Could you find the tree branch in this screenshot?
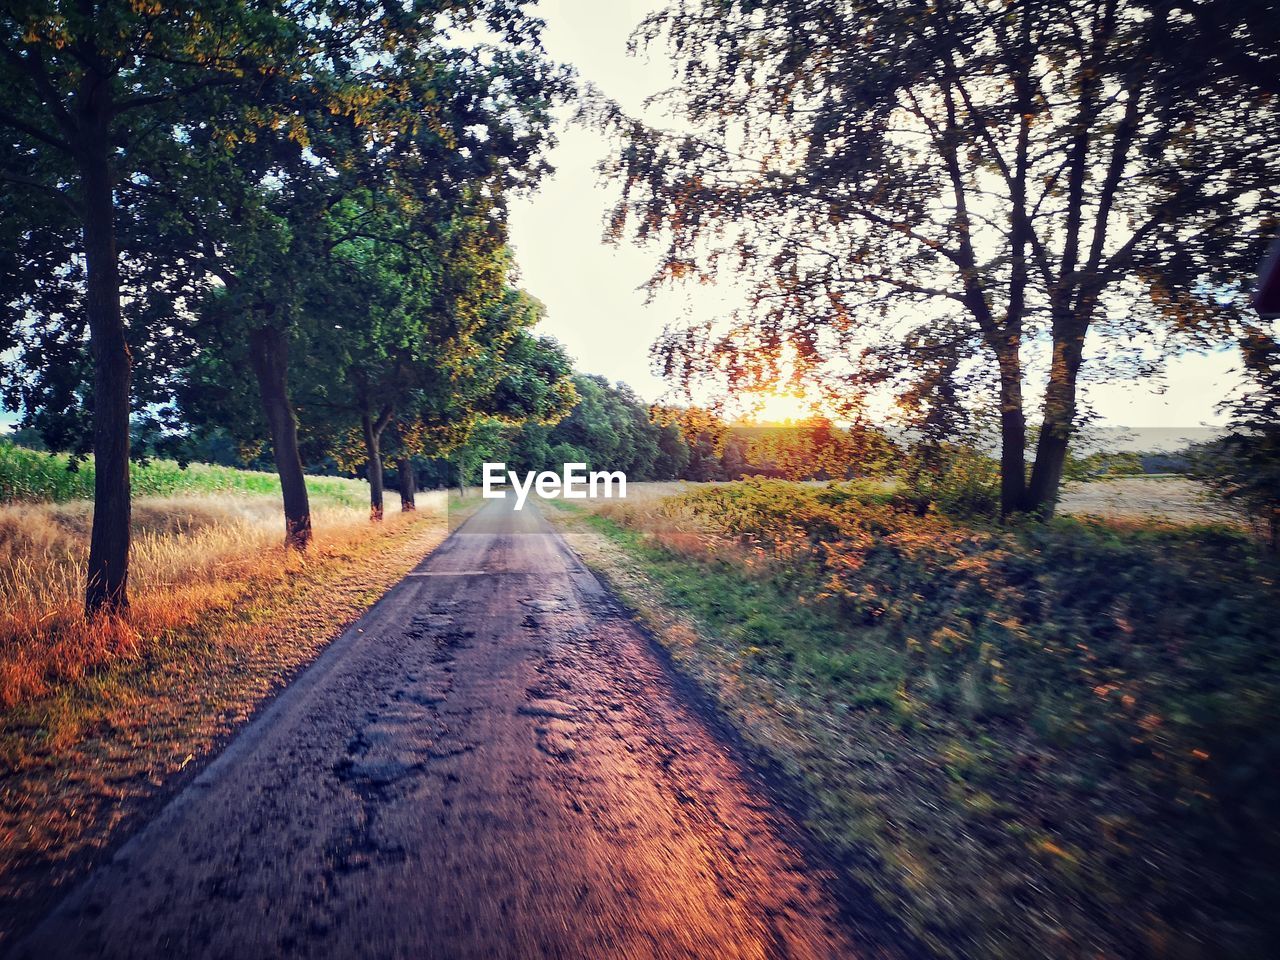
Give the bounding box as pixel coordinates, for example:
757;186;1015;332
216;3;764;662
0;169;81;215
375;403;396;434
114;73;247;114
0;106;72;153
3;45;77;140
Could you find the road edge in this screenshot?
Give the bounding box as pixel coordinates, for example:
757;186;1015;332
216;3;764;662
548;508;936;960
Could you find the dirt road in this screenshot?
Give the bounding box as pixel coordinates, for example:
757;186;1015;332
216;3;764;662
14;496;877;959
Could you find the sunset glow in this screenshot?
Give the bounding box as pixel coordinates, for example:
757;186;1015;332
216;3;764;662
734;386;830;425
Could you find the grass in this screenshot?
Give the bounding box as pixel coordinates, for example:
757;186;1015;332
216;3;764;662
551;481;1280;959
0;440;365;508
0;490;387;708
0;442;380;708
0;449;385;700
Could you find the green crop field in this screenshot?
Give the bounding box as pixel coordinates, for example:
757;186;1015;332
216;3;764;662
0;441;366;508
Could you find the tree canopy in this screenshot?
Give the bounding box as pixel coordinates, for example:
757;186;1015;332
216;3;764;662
0;0;570;610
598;0;1280;516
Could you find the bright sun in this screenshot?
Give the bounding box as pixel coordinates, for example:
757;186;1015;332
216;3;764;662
744;388;824;424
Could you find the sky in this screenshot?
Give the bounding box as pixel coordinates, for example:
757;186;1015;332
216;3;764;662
505;0;685;406
508;0;1244;431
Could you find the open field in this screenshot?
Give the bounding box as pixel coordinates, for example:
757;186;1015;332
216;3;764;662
1058;476;1247;526
550;480;1280;958
0;471;421;707
0;441;365;508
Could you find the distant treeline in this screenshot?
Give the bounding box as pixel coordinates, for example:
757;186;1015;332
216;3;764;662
30;372;893;489
407;378;1200;491
15;371;1193;495
411;374;902;488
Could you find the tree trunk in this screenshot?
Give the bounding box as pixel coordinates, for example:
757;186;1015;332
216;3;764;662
80;109;132;616
363;413;385;521
997;354;1028;518
1025;326;1087;517
397;457;416;511
248;326;312;549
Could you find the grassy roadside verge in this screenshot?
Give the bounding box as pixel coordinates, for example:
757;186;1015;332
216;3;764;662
0;504;450;946
548;490;1280;959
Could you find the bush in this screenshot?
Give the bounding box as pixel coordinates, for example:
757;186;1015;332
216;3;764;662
1189;333;1280;550
656;478;1280;956
895;443;1001;519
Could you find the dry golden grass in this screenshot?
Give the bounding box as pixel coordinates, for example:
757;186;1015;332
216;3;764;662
0;491;448;709
558;482;774;570
1057;475;1245;525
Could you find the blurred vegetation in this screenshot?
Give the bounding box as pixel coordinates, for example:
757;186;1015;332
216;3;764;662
572;480;1280;958
895;443;1002;519
1189;332;1280;551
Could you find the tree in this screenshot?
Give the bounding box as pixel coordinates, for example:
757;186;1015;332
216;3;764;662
541;376;664;478
1192;331;1280;551
599;0;1280;517
747;418;896;481
177;162;330;548
2;0;567;608
353;301;577;507
306;212;571;520
173;5;568;538
0;0;301;612
303;202;477;521
652;404;730;480
434;326;579;488
653;421;691;479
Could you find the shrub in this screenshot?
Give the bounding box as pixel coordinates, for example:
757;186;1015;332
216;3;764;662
1188;334;1280;551
895;443;1001;519
642;479;1280;956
